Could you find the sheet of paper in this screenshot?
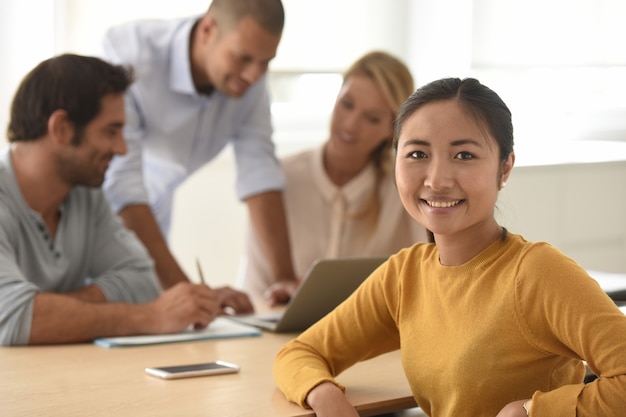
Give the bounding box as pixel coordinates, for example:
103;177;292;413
588;270;626;294
94;317;261;348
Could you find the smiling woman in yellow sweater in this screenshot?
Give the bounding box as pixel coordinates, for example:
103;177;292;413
273;78;626;417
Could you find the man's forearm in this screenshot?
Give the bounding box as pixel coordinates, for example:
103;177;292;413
245;191;297;283
28;281;223;345
28;292;152;344
117;204;188;289
64;285;107;303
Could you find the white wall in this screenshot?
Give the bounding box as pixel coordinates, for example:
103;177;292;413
499;160;626;273
59;0;211;54
497;141;626;273
0;1;56;143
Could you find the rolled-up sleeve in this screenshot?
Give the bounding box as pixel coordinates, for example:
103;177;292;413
0;258;38;346
0;210;39;345
232;79;285;200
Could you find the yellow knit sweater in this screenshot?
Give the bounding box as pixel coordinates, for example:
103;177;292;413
273;233;626;416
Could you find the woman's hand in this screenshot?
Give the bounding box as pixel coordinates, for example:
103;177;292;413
494;399;531;417
306;382;359;417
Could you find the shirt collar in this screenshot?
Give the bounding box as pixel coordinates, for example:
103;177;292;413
169;16;201;96
311;145;378;205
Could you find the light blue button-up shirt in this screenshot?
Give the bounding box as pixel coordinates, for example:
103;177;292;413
101;16;284;237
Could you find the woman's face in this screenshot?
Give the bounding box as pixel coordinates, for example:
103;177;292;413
327;74;394;163
394;99;513;239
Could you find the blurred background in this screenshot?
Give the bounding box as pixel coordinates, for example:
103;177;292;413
2;0;626;286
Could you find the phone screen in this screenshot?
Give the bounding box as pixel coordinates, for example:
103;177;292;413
145;361;240;379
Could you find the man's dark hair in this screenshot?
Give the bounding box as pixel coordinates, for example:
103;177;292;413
7;53;133;143
208;0;285;35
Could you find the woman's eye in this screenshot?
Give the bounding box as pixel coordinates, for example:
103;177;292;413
455;151;474;160
408;150;426;159
340;99;353;110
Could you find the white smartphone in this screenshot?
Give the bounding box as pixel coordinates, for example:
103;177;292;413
145;361;240;380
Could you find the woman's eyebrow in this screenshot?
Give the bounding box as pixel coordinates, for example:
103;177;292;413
450;138;482;147
400;138;430;147
400;138;484;148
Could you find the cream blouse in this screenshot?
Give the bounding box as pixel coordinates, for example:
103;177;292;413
239;146;427;298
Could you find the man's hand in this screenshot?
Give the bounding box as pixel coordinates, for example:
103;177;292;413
263;279;301;306
147;282;220;333
212;286;255;315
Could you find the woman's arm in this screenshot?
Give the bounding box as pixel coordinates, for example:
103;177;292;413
273;258;402;407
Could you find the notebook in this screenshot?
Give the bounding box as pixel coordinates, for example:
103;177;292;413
94;317;261;348
227;256;387;333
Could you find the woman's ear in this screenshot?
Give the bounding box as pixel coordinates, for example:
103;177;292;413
500;152;515;188
47;110;74;146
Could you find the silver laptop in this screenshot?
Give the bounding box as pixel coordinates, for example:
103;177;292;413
228;257;387;333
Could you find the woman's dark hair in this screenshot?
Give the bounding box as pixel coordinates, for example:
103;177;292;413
7;54;133;143
393;77;514;163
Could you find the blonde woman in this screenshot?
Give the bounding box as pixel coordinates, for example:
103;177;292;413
241;51;427;304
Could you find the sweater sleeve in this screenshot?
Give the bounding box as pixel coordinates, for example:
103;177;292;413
515;243;626;417
0;215;37;346
273;258;403;407
88;191;161;303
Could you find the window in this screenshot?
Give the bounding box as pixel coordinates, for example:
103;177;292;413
471;0;626;143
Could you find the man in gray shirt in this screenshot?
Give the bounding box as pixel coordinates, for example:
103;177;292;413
0;54;229;346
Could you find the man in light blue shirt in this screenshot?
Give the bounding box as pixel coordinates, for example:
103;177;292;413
0;54;223;345
101;0;298;302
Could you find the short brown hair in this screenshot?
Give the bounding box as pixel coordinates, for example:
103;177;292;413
7;54;133;143
207;0;285;35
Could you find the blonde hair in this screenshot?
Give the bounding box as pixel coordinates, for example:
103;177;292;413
344;51;414;225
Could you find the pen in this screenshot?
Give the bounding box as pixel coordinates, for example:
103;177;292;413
195;257;210;287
